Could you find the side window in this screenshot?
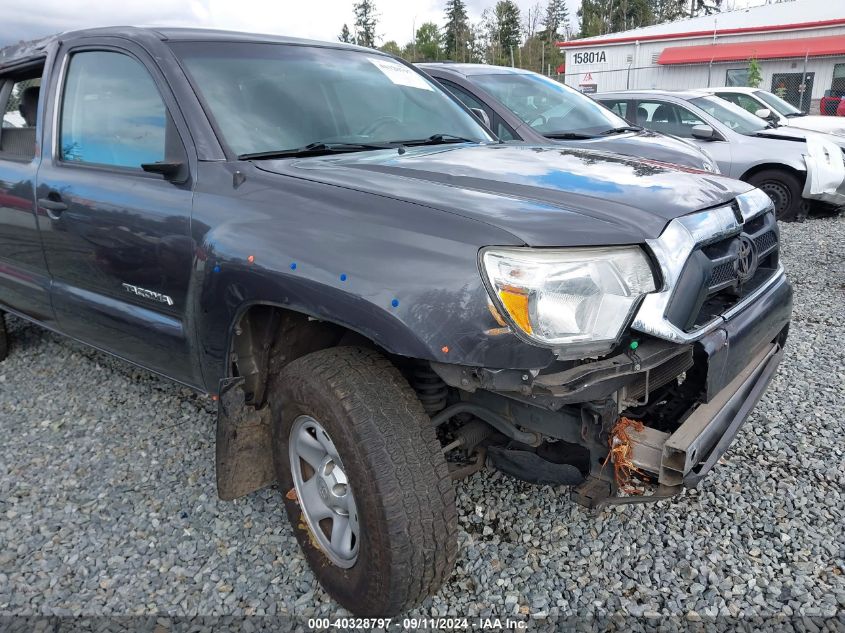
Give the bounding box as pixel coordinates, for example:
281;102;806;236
439;79;515;140
601;99;628;120
0;76;42;159
720;92;760;114
60;51;166;168
439;80;485;112
635;100;703;138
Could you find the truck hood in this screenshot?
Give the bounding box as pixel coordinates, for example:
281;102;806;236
252;144;753;246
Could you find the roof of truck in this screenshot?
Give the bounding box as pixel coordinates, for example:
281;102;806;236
0;26;373;68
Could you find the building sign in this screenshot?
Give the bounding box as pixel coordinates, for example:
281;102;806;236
572;50;607;65
579;72;597;93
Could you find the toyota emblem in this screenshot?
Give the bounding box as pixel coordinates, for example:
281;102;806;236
734;235;758;284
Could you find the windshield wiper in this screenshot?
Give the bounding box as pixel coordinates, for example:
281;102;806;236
783;112;804;118
600;125;642;135
239;141;402;160
543;132;598;140
391;133;476;147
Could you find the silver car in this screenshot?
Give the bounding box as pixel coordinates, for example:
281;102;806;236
598;89;845;220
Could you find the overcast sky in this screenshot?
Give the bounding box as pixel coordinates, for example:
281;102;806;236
1;0;765;49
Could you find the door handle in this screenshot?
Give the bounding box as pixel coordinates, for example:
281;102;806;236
37;196;68;220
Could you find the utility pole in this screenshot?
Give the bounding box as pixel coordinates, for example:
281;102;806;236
510;45;515;67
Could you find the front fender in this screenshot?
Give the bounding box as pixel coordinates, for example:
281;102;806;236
190;163;557;391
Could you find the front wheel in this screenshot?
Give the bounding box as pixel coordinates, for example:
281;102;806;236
747;169;803;221
0;312;7;361
269;347;457;616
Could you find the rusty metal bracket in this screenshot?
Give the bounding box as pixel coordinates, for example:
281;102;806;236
216;377;276;501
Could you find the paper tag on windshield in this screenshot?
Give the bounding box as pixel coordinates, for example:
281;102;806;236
368;57;433;91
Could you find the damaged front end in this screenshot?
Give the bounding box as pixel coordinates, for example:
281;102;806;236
431;194;793;508
803;134;845;207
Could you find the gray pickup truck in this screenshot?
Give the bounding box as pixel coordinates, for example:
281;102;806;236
0;27;791;615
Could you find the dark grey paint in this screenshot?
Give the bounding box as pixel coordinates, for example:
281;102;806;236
0;27;754;395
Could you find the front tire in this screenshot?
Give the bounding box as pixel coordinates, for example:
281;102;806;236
747;169;803;221
268;347;457;616
0;312;8;361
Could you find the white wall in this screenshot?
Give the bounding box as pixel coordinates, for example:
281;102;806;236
562;25;845;101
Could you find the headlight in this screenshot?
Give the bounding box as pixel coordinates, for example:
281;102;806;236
481;246;656;357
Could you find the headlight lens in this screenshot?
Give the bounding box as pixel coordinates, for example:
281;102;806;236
481;246;656;355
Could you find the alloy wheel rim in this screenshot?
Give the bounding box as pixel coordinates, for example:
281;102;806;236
289;415;359;568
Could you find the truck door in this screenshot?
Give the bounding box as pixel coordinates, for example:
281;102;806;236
36;40;200;387
0;62;55;324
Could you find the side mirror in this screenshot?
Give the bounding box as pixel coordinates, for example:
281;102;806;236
142;161;188;184
470;107;491;129
691;124;716;140
754;107;773;120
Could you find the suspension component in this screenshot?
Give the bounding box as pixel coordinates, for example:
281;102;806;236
411;361;449;415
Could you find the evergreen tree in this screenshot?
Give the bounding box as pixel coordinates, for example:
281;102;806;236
353;0;379;48
338;23;354;43
444;0;471;61
495;0;522;64
542;0;570;41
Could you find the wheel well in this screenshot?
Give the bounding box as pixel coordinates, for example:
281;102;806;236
739;163;805;186
228;305;383;407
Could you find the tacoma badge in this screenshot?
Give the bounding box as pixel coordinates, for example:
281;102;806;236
122;283;174;306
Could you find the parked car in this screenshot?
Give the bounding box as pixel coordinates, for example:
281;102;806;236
711;87;845;137
418;63;720;172
598;89;845;220
820;89;845;116
0;28;792;615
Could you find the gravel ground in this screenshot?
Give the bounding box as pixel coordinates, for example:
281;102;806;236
0;214;843;628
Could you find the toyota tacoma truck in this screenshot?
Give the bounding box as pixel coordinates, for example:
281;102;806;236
0;27;791;616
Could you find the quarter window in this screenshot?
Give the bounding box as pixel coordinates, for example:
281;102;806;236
60;51;166;168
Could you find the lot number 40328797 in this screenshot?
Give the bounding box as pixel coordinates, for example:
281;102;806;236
572;51;607;64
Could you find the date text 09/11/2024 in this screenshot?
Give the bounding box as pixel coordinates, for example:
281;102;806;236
307;618;529;630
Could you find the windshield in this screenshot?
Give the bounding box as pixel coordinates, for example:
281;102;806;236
690;96;768;135
753;90;803;116
170;42;491;157
471;72;627;136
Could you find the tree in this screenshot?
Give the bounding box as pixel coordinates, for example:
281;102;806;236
444;0;471;62
353;0;379;48
379;40;403;57
542;0;570;41
650;0;686;22
578;0;654;37
495;1;522;65
689;0;722;17
415;22;444;61
338;23;354;43
747;56;762;88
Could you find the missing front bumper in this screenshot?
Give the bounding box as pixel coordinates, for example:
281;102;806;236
573;337;785;509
